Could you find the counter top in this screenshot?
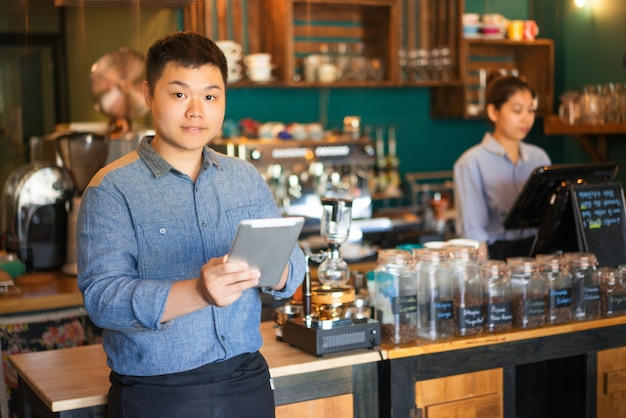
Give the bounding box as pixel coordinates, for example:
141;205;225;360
9;321;383;413
384;315;626;360
0;271;83;315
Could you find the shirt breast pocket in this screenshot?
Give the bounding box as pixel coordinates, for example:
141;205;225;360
136;221;190;279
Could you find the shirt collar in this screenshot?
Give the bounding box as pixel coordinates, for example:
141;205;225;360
137;135;222;178
481;132;530;163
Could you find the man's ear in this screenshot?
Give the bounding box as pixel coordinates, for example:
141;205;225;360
143;81;152;108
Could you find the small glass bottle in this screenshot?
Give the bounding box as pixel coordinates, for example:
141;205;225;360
374;249;417;344
449;246;484;337
481;260;513;333
536;256;573;325
566;252;600;321
597;266;626;318
507;257;546;329
414;248;454;340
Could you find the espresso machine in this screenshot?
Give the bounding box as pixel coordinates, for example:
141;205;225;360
56;132;109;275
210;136;376;222
282;198;381;357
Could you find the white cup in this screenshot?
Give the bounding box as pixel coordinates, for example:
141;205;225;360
216;40;242;60
227;63;242;83
246;65;272;82
244;53;272;68
318;63;342;83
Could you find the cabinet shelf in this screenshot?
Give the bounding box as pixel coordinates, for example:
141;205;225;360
431;38;555;119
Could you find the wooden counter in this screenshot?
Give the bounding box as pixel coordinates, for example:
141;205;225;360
0;271;83;315
9;321;383;417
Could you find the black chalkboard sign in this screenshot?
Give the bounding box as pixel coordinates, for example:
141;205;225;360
570;183;626;267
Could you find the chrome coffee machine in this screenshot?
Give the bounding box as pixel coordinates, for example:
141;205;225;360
1;163;73;271
210;135;376;221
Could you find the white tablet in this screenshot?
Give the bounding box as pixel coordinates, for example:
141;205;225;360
228;217;305;287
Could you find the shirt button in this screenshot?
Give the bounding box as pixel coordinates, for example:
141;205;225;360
202;221;208;227
159;228;166;235
221;335;226;341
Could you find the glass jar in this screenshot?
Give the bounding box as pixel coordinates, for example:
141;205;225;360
602;82;621;124
449;246;484;337
566;252;600;321
414;248;454;340
481;260;513;333
597;266;626;318
580;84;606;126
536;256;573;325
374;249;417;344
507;257;546;329
558;90;580;125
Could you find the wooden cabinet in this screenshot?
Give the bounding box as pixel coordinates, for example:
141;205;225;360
431;38;554;119
276;394;354;418
263;0;400;87
415;369;503;418
597;347;626;418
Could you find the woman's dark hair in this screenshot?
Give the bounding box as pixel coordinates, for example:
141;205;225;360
145;31;228;93
486;74;537;111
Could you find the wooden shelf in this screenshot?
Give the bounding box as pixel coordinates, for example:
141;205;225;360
544;114;626;136
431;38;555;119
543;115;626;162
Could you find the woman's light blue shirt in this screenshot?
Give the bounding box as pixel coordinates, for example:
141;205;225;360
77;136;305;376
453;133;551;245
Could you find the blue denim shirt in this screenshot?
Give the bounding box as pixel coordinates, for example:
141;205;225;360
453;133;551;244
77;136;305;376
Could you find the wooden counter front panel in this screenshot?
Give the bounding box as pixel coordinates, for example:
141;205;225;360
597;347;626;418
276;394;354;418
415;369;503;418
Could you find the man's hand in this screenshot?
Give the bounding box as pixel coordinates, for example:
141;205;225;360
197;256;260;307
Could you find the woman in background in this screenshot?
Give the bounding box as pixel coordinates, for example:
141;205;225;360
453;75;551;260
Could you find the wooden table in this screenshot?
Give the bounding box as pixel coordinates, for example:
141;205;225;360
10;321;384;418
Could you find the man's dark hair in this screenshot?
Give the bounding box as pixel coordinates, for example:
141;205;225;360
146;31;228;93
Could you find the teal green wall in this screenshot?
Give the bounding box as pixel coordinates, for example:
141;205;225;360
3;1;625;188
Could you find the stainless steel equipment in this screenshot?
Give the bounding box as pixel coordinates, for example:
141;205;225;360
281;198;381;357
56;132;109;275
1;162;73;271
210;136;376;221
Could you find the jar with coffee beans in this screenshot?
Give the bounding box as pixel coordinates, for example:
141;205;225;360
481;260;513;333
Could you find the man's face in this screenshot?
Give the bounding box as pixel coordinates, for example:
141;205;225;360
144;62;226;153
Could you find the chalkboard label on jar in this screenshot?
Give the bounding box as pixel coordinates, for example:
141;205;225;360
608;294;626;313
434;300;454;320
486;302;513;325
583;285;601;302
457;306;484;329
392;295;418;315
524;298;546;316
550;288;572;308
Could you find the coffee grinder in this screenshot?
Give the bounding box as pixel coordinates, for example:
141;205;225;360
56;132;109;275
282;198;381;357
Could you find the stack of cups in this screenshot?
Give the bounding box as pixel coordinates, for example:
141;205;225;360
244;53;274;83
216;40;243;83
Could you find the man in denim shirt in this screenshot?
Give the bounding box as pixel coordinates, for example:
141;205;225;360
77;32;305;417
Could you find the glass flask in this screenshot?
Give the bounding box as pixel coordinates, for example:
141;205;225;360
414;248;454;340
566;252;600;321
449;246;483;337
374;249;417;345
481;260;513;333
507;257;545;329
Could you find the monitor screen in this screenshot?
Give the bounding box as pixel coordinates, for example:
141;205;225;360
503;162;618;256
504;162;618;230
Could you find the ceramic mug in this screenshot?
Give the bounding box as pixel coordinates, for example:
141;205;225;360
246;65;272;82
523;20;539;41
318;63;342;83
227;63;242;83
216;40;242;60
507;20;524;41
244;53;272;68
